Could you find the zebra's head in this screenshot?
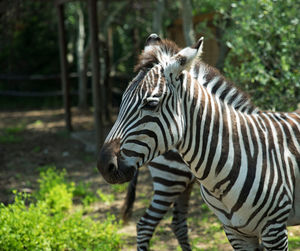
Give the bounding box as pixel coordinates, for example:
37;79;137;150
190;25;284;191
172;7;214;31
98;34;203;184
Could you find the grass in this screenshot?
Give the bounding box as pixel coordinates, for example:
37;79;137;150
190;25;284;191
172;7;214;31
289;236;300;250
288;227;300;250
97;189;115;205
0;124;26;143
187;206;229;250
112;183;129;193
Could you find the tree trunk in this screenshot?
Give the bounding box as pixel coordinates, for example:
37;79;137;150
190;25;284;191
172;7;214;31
105;26;113;122
88;0;104;150
57;3;72;131
215;9;232;72
99;0;113;123
132;4;141;62
76;3;88;109
180;0;195;46
152;0;164;37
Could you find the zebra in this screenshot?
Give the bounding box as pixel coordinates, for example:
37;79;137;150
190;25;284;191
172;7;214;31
98;35;300;250
120;34;259;251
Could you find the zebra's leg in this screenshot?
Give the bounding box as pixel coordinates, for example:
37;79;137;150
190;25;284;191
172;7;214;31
261;223;288;250
171;180;195;251
136;196;173;251
223;225;262;251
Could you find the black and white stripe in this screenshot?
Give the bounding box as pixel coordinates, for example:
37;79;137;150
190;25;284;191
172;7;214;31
98;36;300;250
121;39;259;251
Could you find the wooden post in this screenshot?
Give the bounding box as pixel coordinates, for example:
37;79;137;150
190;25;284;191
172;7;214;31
57;3;72;131
88;0;104;152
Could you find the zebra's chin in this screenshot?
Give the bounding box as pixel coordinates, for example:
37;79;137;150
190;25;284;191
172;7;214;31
97;140;137;184
100;163;136;184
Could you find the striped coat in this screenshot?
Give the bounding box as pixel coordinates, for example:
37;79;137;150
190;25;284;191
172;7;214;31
121;35;259;251
98;36;300;250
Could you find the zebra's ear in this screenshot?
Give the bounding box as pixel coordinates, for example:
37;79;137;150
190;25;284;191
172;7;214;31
192;36;204;57
145;33;161;46
144;33;162;53
164;37;204;84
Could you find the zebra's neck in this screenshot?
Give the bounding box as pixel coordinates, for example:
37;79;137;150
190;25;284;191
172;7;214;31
177;71;299;196
177;72;254;192
190;61;259;114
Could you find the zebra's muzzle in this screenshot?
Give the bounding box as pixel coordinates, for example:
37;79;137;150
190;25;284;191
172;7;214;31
97;140;136;184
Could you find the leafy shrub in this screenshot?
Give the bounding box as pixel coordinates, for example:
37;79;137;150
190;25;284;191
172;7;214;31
193;0;299;111
112;183;128;193
35;167;70;199
73;181;98;206
97;188;115;205
0;168;123;250
221;0;300;111
35;167;74;213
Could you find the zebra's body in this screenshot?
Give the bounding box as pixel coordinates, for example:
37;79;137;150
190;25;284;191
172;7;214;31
98;36;300;250
121;36;259;251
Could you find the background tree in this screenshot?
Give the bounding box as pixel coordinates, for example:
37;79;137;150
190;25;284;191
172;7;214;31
152;0;165;37
180;0;195;46
191;0;300;110
222;0;300;111
0;0;299;112
76;2;88;109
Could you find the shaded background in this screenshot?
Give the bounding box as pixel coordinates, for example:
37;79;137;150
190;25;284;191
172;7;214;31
1;0;299;113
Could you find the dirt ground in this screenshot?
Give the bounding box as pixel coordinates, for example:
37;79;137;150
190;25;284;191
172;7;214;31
1;108;299;250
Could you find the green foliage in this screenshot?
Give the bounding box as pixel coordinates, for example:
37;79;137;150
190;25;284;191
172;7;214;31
221;0;300;111
0;167;123;250
73;181;93;197
97;188;115;205
0;2;59;75
1;0;298;111
73;181;98;206
289;236;300;249
46;183;74;213
193;0;299;111
111;183;128;193
35;167;74;208
0;133;22;144
0;124;25;143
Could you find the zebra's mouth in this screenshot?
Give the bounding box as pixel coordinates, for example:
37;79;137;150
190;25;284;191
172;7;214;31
97;140;136;184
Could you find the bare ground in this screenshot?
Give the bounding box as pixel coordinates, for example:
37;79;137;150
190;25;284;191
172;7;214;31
0;108;299;250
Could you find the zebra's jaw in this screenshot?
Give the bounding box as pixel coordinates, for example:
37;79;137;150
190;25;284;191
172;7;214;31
97;139;136;184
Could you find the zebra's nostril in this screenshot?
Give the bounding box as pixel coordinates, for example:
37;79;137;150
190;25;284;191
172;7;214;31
108;163;116;173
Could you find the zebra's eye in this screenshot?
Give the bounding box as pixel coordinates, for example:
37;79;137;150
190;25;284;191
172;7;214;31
142;97;160;111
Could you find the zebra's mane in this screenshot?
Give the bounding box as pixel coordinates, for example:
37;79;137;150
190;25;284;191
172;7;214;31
191;61;259;114
134;39;180;72
133;39;259;114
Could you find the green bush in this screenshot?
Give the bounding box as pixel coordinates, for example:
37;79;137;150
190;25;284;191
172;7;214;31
36;167;70;199
73;181;98;207
221;0;300;111
0;168;123;250
193;0;299;111
35;167;75;213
